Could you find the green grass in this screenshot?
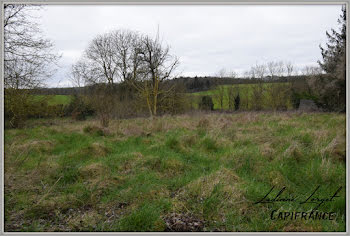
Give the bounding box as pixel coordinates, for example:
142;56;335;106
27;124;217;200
191;83;292;110
31;95;72;106
4;112;346;232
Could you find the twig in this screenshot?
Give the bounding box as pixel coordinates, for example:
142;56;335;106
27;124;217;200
36;175;62;205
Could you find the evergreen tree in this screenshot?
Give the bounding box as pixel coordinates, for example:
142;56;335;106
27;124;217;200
318;6;346;76
234;93;240;111
315;6;346;112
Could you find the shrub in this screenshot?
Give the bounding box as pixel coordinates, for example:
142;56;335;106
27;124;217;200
199;96;214;111
250;83;265;110
65;95;93;120
72;110;86;121
83;125;106;136
234;93;240;111
5;89;31;128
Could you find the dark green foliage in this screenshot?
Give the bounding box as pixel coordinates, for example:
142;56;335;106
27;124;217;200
316;6;346;112
318;6;346;75
158;83;191;115
65;95;94;120
199;96;214;111
234;93;240;111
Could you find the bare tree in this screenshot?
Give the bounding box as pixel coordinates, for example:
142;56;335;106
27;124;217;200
252;63;267;80
227;70;237;78
129;33;179;118
4;4;60;128
243;70;252;79
73;29;179;119
215;68;237;78
250;63;266;110
276;61;285;77
4;4;60;89
216;68;227;78
84;33;118;84
267;61;278;79
285;61;294;77
112;29;141;82
301;65;323;76
69;60;87;88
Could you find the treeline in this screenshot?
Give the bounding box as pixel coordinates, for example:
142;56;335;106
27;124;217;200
32;75;291;95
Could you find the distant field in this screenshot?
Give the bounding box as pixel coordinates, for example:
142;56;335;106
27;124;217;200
191;83;292;110
4;112;346;232
31;95;72;106
29;83;291;111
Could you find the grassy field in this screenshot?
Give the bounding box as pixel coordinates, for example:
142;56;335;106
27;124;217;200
192;83;292;110
31;95;72;106
28;83;291;112
4;112;346;232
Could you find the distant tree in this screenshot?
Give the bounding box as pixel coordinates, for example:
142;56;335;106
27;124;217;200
199;96;214;111
276;61;285;77
215;68;237;78
234;93;240;111
69;60;89;88
216;68;227;78
301;65;323;76
251;63;267;80
285;61;294;77
267;61;278;80
250;63;266;110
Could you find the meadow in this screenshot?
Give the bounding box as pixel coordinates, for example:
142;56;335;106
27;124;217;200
4;111;346;232
31;95;72;106
29;82;292;112
192;83;293;110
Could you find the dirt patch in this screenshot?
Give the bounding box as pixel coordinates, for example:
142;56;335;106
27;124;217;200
163;213;204;232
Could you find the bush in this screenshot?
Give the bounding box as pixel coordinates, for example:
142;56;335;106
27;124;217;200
64;95;93;120
5;89;30;128
157;83;191;115
250;83;264;110
234;93;240;111
83;125;106;136
72;110;86;121
199;96;214;111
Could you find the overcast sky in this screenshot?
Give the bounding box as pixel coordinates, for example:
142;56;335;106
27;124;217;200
35;4;343;87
